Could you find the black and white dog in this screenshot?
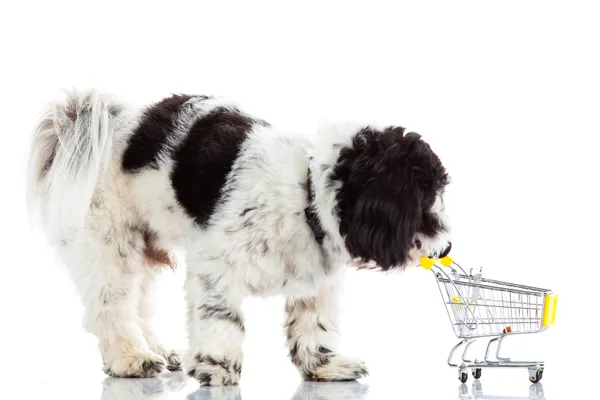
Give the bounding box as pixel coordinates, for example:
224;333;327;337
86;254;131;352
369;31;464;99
27;90;451;385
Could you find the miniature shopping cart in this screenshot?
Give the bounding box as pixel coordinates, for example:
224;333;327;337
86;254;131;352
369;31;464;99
420;256;558;384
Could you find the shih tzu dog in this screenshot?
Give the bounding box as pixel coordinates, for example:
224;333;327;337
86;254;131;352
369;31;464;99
27;90;451;385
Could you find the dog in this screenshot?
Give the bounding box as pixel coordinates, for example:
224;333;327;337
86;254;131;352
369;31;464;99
27;90;451;385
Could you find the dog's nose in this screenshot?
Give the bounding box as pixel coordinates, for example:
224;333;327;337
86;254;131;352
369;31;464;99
439;242;452;258
430;242;452;258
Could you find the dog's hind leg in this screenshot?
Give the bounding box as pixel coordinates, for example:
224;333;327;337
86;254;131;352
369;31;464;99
58;227;167;378
139;264;183;372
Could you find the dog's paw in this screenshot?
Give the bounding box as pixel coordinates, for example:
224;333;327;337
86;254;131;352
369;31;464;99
147;342;183;372
103;353;167;378
303;355;368;382
165;352;183;371
187;354;242;386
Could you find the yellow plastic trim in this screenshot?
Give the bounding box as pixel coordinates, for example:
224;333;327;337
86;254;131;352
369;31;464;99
542;294;558;327
420;257;435;270
452;296;462;310
440;256;453;267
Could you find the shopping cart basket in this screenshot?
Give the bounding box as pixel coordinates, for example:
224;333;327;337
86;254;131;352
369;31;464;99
420;256;558;384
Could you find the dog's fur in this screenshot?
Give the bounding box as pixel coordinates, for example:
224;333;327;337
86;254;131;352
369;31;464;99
27;90;451;385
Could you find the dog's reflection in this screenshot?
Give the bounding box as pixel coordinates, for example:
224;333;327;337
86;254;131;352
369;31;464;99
291;381;369;400
188;380;368;400
187;385;242;400
102;373;189;400
102;373;244;400
101;375;368;400
458;380;545;400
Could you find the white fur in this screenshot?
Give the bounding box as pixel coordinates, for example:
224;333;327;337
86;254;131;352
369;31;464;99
27;90;133;238
27;90;180;377
27;90;450;383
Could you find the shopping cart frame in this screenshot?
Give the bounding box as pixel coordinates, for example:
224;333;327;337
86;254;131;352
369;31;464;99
420;256;557;384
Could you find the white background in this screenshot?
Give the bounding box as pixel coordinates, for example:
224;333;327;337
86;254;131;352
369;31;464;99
1;1;598;399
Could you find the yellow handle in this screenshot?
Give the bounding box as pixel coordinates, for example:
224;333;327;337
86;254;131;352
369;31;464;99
542;294;558;327
419;257;435;270
420;256;454;269
440;256;454;267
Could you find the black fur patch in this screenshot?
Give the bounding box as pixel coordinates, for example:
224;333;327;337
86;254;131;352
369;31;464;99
331;126;448;270
105;358;164;378
241;207;256;216
289;342;300;365
198;273;219;291
122;94;198;172
285;318;296;331
234;362;242;375
167;352;182;371
198;372;212;385
171;107;262;226
415;238;423;249
303;364;367;382
294;346;334;378
190;355;242;386
195;354;231;370
141;359;165;375
198;304;245;332
306;167;326;245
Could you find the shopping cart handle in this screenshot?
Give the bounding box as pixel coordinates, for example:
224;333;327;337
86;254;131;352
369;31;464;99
420;256;454;270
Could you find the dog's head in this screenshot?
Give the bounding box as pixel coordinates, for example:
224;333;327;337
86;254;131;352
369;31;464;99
324;125;451;270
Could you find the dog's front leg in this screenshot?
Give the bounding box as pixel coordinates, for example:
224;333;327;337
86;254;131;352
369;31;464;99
285;282;368;381
184;269;244;386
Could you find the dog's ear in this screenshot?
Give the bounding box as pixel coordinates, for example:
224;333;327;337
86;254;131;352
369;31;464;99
344;176;421;270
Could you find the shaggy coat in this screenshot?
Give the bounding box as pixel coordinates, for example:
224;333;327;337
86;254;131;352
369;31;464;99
27;90;451;385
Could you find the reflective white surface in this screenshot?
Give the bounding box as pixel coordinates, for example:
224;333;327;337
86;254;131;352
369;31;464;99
101;376;371;400
2;1;598;399
97;374;549;400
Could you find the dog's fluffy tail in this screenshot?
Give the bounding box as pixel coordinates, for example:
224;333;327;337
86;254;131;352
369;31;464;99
27;89;124;237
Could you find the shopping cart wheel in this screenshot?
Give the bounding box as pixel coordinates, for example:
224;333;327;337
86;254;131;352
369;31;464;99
528;368;543;383
472;368;482;380
459;369;468;383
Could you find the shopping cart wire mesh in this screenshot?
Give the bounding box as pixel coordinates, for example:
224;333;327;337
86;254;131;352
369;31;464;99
420;255;557;384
